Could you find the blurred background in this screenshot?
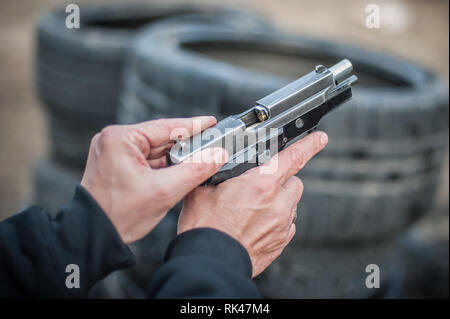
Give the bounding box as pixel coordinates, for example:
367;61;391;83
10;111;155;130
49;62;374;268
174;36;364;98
0;0;448;298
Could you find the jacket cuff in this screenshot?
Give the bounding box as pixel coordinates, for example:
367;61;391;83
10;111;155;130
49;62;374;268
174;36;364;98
71;185;136;268
164;228;253;278
50;185;136;291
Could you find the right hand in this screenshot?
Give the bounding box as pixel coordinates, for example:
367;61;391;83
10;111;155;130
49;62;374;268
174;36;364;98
178;131;328;277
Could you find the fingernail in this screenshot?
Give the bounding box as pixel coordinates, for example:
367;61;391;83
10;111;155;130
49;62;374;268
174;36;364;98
320;132;328;146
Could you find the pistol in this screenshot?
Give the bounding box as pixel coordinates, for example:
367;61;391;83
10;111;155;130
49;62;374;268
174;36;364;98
168;59;358;185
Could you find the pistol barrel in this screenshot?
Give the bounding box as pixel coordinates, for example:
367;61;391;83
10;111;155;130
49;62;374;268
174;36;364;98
329;59;353;82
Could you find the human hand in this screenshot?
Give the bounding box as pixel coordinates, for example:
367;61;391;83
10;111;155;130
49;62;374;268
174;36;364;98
177;131;328;277
81;117;228;244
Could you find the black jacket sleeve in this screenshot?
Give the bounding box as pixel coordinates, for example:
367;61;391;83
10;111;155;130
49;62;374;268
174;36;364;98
147;228;261;298
0;186;136;298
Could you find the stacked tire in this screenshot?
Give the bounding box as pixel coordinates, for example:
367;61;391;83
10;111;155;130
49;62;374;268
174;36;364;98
33;3;271;297
117;23;449;298
36;2;270;166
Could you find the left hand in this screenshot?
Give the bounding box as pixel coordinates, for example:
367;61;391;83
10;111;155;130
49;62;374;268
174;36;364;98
81;117;228;244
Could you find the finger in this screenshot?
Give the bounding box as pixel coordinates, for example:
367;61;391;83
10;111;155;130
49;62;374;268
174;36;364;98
263;131;328;185
132;116;217;148
281;176;304;209
287;223;296;243
152;147;228;206
83;132;101;166
148;157;168;169
290;206;298;224
90;133;100;148
148;142;174;160
86;132;100;156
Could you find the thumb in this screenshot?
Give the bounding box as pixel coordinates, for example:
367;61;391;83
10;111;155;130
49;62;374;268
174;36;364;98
153;147;228;204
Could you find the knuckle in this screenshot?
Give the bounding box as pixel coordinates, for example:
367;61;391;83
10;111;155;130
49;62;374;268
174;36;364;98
286;225;296;242
292;176;304;193
289;147;306;171
98;125;119;148
291;225;296;238
281;210;292;225
273;203;291;225
298;177;304;191
100;125;117;136
190;161;213;178
284;205;295;223
253;179;276;197
90;133;101;147
155;184;172;202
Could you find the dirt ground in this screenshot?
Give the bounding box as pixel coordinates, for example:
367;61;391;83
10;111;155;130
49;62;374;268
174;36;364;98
0;0;448;220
